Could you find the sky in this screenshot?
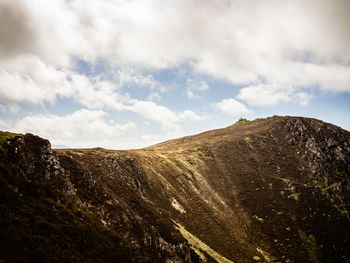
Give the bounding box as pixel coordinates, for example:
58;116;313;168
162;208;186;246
0;0;350;149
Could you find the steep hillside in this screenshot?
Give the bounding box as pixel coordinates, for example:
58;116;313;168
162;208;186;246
1;116;350;262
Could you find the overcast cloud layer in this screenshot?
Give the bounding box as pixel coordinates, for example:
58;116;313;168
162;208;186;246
0;0;349;148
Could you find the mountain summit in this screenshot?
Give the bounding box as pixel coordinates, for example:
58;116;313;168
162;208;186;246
1;116;349;262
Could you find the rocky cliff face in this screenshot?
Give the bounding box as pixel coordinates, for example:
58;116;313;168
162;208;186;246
1;116;349;263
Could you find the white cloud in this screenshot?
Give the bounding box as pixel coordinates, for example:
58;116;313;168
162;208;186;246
295;92;313;106
1;0;349;99
68;73;128;110
115;68;162;91
0;57;206;131
0;118;9;130
148;92;161;101
236;82;318;107
0;54;163;108
0;51;200;132
1;109;136;148
0;55;196;131
212;98;252;117
1;0;350;143
0;54;73;105
0;107;206;149
179;110;206;121
69;78;207;130
186;79;209;99
236;85;292;107
125;100;205;130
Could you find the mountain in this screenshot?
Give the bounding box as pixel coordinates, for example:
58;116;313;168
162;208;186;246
1;116;349;263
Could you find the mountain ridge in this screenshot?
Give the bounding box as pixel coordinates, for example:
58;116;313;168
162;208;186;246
1;116;349;262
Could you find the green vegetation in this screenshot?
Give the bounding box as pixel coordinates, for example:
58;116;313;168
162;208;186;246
316;120;324;127
298;230;320;263
0;198;136;262
256;247;274;262
71;150;85;156
334;170;346;177
157;154;184;173
320;182;340;192
296;142;305;148
244;137;254;150
174;221;234;263
237;118;249;124
253;255;261;261
0;131;21;149
253;215;264;223
288;193;300;201
193;147;214;159
333;204;350;216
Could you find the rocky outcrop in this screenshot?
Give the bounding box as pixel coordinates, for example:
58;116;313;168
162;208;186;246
285;117;350;219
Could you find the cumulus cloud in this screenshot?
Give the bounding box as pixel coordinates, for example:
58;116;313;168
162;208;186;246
116;69;163;91
125;100;206;130
148;92;161;102
0;1;36;58
0;118;9;130
236;82;317;107
212;98;252;117
0;53;201;131
1;109;136;148
186;79;209;99
236;85;292;107
1;0;349;94
179;110;206;121
0;55;73;105
0;107;206;149
295;92;314;106
0;54;163;107
70;77;207;130
1;0;350;142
